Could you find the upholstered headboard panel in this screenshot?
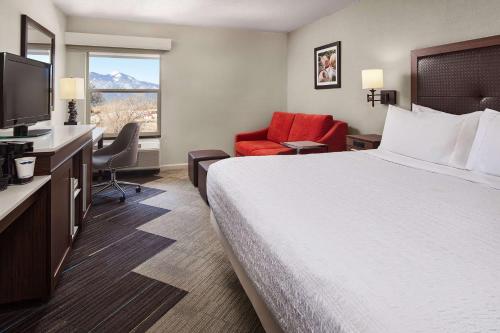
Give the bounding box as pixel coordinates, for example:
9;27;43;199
411;35;500;115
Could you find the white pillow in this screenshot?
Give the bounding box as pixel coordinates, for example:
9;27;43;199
466;109;500;177
379;105;480;167
411;104;481;168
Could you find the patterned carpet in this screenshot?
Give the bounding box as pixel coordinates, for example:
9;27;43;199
0;169;264;333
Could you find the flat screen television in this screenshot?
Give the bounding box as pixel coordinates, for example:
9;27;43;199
0;52;51;137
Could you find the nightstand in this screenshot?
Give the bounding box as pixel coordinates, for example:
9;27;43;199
346;134;382;151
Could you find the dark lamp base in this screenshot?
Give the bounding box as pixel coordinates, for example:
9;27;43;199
65;99;79;125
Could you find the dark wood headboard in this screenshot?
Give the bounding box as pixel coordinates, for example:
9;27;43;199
411;35;500;115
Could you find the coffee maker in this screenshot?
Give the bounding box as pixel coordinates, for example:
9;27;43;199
0;141;34;189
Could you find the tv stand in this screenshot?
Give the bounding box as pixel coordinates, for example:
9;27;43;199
0;126;94;304
12;125;51;138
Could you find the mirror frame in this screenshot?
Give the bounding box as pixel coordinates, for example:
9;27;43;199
20;14;55;111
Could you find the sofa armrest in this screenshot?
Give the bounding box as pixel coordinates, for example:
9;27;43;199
317;121;348;152
235;127;269;142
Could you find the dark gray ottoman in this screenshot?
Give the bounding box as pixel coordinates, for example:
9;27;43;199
188;150;229;187
198;159;221;205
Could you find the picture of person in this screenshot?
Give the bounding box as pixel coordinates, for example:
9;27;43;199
318;52;337;82
314;41;341;89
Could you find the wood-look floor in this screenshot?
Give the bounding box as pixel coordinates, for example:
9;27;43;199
0;170;264;333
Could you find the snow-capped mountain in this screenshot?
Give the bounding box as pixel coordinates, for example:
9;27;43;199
89;72;159;89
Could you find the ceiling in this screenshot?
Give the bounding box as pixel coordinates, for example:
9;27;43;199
53;0;356;32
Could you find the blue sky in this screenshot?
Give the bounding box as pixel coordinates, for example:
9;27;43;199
89;56;160;84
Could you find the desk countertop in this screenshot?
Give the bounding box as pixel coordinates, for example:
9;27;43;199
92;127;105;143
0;176;51;222
0;125;95;153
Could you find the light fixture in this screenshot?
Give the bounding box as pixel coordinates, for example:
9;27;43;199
60;78;85;125
361;69;396;107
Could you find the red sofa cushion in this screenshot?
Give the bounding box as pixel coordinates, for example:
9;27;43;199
288;113;334;142
251;147;294;156
267;112;295;143
235;140;284;156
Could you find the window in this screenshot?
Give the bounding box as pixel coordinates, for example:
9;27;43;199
27;47;51;64
87;52;160;138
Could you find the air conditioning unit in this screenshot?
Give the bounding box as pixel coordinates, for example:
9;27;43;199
133;149;160;170
101;138;160;170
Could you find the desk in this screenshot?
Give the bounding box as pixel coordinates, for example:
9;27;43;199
0;125;94;304
92;127;105;149
0;176;51;225
0;125;95;152
0;176;51;304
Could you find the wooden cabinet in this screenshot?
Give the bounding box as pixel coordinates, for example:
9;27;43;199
0;127;94;304
82;142;93;216
346;134;382;151
0;181;50;304
50;157;73;285
30;131;93;294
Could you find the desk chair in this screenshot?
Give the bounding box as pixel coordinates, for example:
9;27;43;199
92;122;141;202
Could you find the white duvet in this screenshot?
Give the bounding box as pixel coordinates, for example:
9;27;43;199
207;150;500;333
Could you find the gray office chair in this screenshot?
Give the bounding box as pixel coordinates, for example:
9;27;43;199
92;122;141;202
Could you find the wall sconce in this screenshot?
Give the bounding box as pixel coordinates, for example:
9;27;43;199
361;69;396;107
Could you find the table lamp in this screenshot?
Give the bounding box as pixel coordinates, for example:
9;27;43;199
60;77;85;125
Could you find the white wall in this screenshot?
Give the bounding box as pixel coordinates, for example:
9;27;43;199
0;0;67;125
65;47;87;121
287;0;500;134
8;0;496;159
66;17;288;165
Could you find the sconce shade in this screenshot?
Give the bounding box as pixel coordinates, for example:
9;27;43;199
60;78;85;100
362;69;384;90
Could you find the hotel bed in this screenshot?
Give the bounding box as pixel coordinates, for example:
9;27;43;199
208;150;500;333
208;36;500;332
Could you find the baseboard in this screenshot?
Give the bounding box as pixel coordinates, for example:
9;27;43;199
159;163;188;171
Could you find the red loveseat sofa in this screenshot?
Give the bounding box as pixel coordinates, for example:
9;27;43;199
235;112;348;156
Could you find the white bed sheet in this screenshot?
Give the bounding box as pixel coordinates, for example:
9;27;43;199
207;150;500;333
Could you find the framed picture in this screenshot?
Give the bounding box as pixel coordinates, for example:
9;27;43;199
314;41;341;89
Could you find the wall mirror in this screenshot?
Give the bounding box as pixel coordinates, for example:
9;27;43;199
21;14;55;111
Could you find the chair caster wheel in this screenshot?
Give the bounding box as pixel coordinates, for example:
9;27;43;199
136;187;141;193
120;196;125;203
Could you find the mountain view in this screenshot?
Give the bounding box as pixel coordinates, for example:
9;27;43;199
89;71;159;135
89;71;159;89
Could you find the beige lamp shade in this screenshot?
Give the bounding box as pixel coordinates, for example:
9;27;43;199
361;69;384;89
60;78;85;100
